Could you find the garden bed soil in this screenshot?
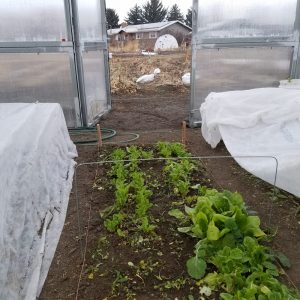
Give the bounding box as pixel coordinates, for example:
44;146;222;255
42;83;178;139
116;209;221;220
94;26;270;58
40;142;300;300
77;151;212;299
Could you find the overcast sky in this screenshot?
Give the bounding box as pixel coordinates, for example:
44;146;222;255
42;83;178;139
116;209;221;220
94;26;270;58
106;0;193;22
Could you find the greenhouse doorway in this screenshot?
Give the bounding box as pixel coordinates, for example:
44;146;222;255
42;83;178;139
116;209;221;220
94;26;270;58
105;2;193;132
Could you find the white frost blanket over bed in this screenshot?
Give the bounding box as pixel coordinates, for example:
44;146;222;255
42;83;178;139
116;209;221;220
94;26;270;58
0;103;77;300
200;88;300;197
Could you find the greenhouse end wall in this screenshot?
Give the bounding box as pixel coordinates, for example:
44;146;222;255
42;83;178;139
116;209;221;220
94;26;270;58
190;0;300;127
0;0;111;128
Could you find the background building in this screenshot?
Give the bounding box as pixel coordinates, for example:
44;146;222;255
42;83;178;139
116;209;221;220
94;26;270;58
108;21;192;51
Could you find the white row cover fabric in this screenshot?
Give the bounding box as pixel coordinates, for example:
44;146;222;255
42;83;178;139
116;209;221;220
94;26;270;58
200;88;300;197
280;79;300;89
0;103;77;300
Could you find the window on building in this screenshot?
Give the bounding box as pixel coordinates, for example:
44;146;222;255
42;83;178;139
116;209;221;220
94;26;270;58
136;33;143;39
149;32;157;39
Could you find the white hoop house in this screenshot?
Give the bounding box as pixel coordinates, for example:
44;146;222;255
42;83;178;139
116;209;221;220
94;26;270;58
154;34;179;51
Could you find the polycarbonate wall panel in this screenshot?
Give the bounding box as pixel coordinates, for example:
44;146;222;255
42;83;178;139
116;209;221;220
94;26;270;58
0;0;67;42
192;47;293;120
196;0;297;38
0;53;78;127
77;0;103;41
0;0;110;127
82;50;108;125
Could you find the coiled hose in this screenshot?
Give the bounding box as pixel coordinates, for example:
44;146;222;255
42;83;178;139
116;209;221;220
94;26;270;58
69;127;139;145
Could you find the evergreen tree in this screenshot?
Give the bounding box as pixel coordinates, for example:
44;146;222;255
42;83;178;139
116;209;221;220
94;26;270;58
185;8;193;28
106;8;119;29
126;4;145;25
167;4;184;22
142;0;167;23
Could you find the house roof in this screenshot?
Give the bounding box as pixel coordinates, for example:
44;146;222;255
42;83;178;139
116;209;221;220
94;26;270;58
107;21;192;36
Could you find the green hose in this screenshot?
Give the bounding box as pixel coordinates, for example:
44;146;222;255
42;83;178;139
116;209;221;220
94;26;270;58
69;127;117;145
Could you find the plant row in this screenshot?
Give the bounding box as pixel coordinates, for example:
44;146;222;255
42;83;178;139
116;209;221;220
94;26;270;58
99;142;299;299
101;146;155;236
156;143;299;300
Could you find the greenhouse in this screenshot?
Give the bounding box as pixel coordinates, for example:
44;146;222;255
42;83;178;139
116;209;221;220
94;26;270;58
0;0;300;299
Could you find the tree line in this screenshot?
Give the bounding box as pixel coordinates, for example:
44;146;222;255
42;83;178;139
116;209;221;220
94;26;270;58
106;0;192;29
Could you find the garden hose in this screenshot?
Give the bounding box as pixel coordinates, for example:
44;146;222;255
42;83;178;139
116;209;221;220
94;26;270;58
69;127;140;145
69;127;116;145
105;132;140;144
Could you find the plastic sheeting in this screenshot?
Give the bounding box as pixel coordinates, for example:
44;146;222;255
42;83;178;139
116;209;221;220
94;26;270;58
280;79;300;89
0;103;77;299
200;88;300;197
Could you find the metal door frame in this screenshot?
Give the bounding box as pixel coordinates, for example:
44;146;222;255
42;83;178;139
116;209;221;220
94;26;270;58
68;0;111;127
65;0;111;126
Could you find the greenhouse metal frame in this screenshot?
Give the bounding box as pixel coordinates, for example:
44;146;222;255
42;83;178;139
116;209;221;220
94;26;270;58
0;0;111;128
190;0;300;127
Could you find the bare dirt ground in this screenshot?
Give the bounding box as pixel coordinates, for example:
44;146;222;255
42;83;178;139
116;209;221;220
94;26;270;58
102;88;190;131
40;55;300;299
